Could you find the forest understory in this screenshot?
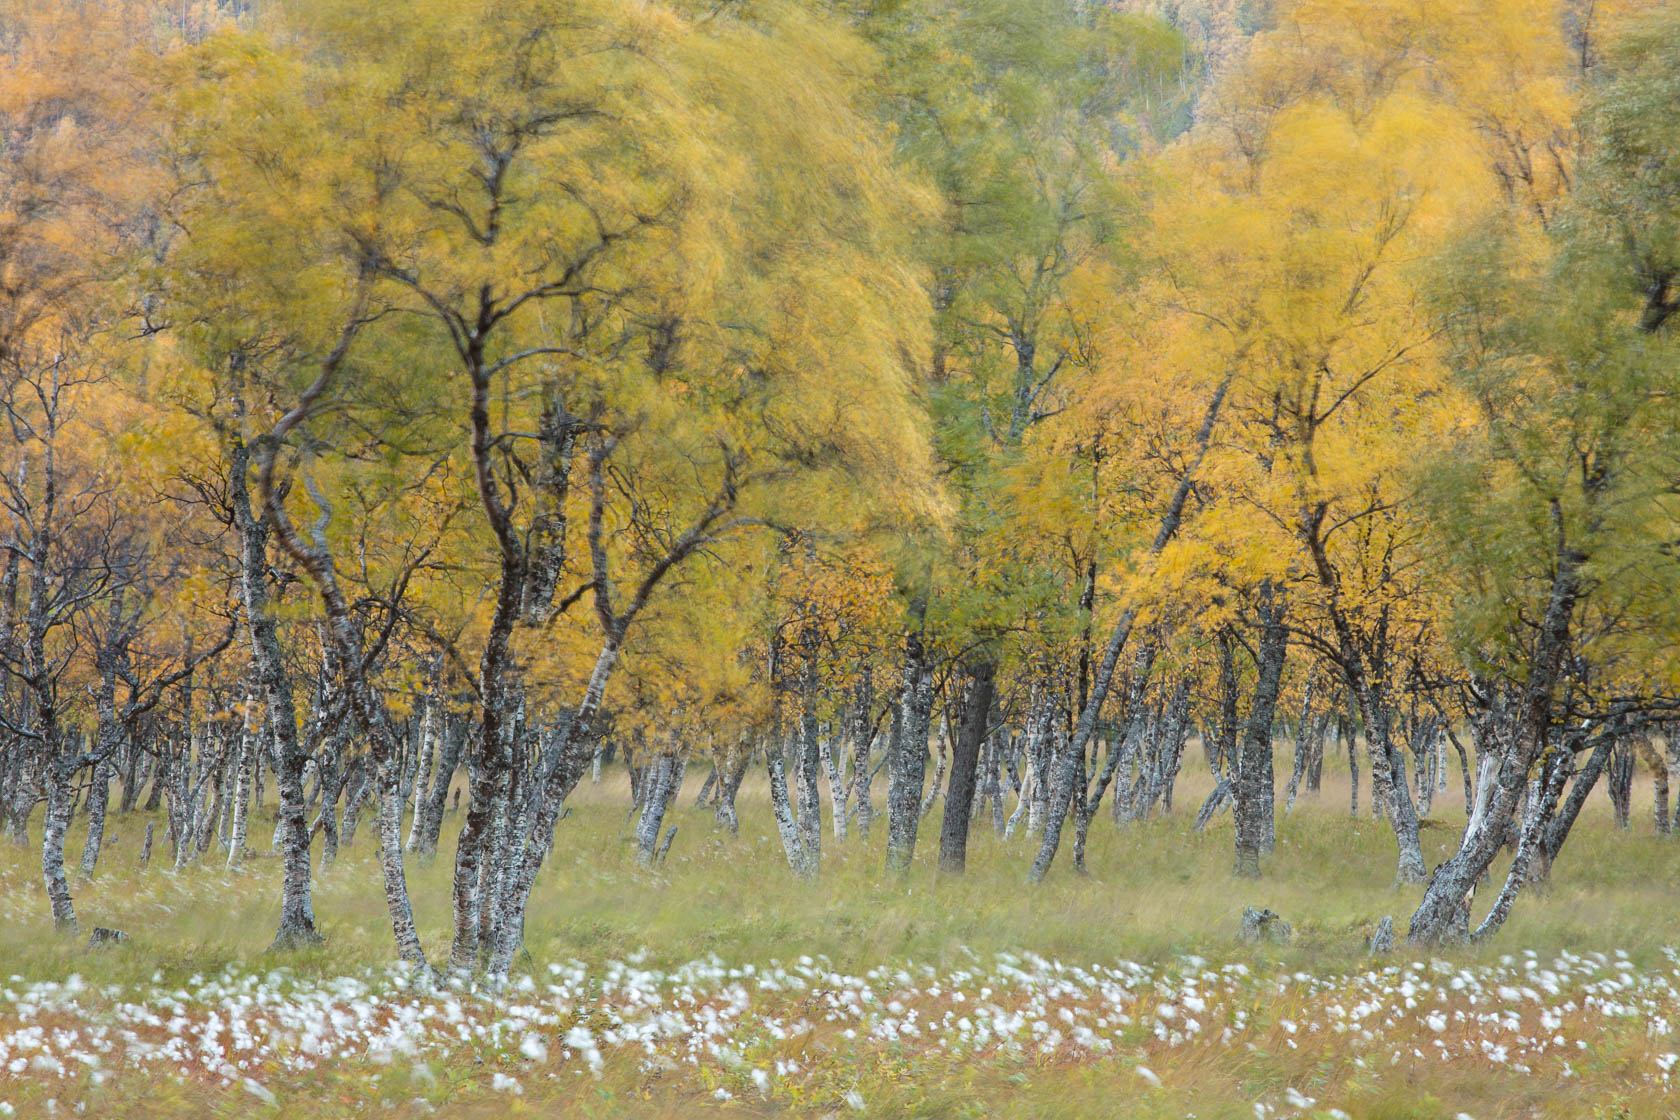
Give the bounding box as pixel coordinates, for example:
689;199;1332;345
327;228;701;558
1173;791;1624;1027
1;755;1677;1120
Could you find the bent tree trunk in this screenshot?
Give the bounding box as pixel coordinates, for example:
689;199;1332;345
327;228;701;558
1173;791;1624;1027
1029;372;1230;883
1541;730;1615;870
1472;747;1572;942
1406;551;1581;945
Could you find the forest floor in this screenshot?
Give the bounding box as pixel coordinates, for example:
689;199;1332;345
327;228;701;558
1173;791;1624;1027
0;756;1677;1119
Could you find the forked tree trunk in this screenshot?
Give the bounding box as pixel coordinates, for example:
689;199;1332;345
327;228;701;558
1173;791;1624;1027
312;721;347;870
1305;711;1326;793
410;717;463;858
634;750;687;867
1407;552;1582;944
1473;748;1571;942
1541;732;1615;870
1029;375;1231;884
714;736;751;836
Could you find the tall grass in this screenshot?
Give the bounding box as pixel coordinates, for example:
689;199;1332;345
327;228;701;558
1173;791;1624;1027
2;741;1672;980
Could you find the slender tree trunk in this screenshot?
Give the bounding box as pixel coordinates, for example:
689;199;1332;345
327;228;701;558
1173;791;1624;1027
41;758;77;931
885;626;932;873
820;738;847;843
230;436;320;949
938;659;995;874
691;765;717;810
849;668;875;835
1023;686;1053;838
920;716;948;821
1606;738;1634;830
795;639;823;874
340;760;371;849
1665;726;1680;834
1234;588;1287;876
226;709;255;868
1343;713;1360;817
119;739;143;814
1305;711;1326;793
77;754;111;879
142;746;166;814
1284;674;1316;814
405;689;437;851
1656;738;1672;837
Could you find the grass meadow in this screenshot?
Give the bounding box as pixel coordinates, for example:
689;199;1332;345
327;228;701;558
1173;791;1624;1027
1;748;1677;1119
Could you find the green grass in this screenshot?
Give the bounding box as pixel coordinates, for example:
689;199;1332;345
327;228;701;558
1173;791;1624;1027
1;748;1678;1118
7;753;1671;977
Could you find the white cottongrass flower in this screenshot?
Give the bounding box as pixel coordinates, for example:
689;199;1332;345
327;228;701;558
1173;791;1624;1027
1135;1065;1162;1087
242;1078;277;1107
